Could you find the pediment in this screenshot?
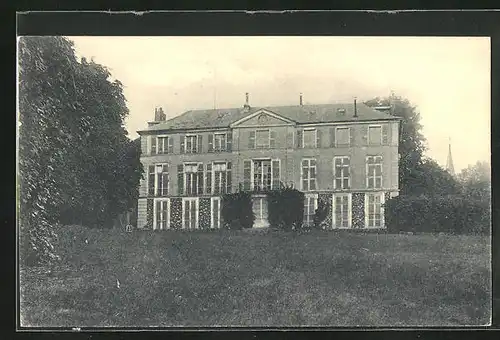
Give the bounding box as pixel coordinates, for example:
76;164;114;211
230;109;295;127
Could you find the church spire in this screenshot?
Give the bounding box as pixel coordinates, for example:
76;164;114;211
446;137;455;176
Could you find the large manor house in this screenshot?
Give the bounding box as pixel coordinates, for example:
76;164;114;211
136;94;401;230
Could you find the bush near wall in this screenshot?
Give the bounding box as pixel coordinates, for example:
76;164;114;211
385;195;490;235
267;188;304;231
221;191;254;230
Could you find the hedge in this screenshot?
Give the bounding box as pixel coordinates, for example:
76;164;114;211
267;188;304;230
384;195;490;235
221;191;254;230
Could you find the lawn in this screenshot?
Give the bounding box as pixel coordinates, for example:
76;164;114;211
19;226;491;327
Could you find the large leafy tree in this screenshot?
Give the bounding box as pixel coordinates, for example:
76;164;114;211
18;37;142;265
365;94;460;196
457;161;491;201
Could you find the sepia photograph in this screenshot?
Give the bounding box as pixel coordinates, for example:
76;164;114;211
17;35;491;328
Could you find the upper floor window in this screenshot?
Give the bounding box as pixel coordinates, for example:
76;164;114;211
366;155;383;189
208;132;232;152
368;125;382;145
301;158;317;191
148;164;169;196
150;135;173;155
181;134;202;154
205;161;232;194
334;156;350;189
242;159;281;191
303;129;317;148
249;129;276;149
178;162;204;195
336;127;350;146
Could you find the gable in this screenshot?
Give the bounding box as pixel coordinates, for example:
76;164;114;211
230;109;295;128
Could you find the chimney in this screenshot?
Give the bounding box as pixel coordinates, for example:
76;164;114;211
353;97;358;118
299;93;303;106
243;92;250;111
154;107;166;121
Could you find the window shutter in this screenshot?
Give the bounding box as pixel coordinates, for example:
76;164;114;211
382;124;389;145
297;129;303;148
226;162;232;193
316;129;322;148
197;135;203;153
329;127;336;147
362;125;368;145
249;131;256;149
148;165;155;196
180;135;185;154
205;164;212;194
168;137;174;154
243;160;252;190
151;136;157;155
349;127;355;146
177;164;184;195
272;159;280;189
197;163;204;194
208;134;214;152
162;164;169;196
270;130;277;148
226;131;232;151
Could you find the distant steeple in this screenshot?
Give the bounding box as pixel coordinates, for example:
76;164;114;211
446;137;455;176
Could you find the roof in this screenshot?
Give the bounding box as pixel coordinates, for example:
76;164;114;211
139;103;400;133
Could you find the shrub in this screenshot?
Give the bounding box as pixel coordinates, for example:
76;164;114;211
313;199;330;230
267;187;304;231
385;194;490;235
221;191;254;230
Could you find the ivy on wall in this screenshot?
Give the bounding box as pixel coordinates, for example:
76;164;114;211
145;199;153;229
352;193;365;229
317;193;332;229
199;198;211;229
170;198;182;230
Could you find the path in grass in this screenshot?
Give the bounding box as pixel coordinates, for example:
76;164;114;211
19;227;491;327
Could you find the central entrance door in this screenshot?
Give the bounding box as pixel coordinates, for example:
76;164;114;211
252;197;269;228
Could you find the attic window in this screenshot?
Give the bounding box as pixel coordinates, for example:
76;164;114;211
337;108;346;115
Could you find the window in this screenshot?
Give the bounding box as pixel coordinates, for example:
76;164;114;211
368;126;382;145
214;133;226;151
365;192;384;228
184;163;204;195
333;194;351;228
211;197;221;229
301;159;317;191
212;162;232;194
183;134;202;153
148;164;169;196
366;156;383;189
334;156;350;189
256;129;270;148
157;136;174;154
303;129;317;148
304;194;318;227
242;159;281;191
336;127;350;146
154;198;170;230
182;197;199;229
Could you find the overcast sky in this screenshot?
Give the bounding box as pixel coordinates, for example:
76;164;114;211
68;36;490;172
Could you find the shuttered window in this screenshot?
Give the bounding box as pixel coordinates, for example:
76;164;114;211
248;131;256;149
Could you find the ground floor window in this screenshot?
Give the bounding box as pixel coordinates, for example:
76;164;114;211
211;197;221;229
303;194;318;227
154;198;170;230
332;193;352;228
252;197;268;228
365;192;385;228
182;197;199;229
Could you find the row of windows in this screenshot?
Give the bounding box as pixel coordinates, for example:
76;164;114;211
148;125;391;155
147;156;384;197
151;192;385;230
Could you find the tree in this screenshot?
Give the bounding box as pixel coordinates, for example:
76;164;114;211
457;161;491;201
408;158;462;196
18;37;141;265
365;94;427;195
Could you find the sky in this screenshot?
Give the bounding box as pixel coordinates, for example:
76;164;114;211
68;36;490;172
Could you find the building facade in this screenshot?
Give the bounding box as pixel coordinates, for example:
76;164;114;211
136;96;401;230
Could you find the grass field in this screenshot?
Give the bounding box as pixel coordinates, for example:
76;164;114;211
19;226;491;327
